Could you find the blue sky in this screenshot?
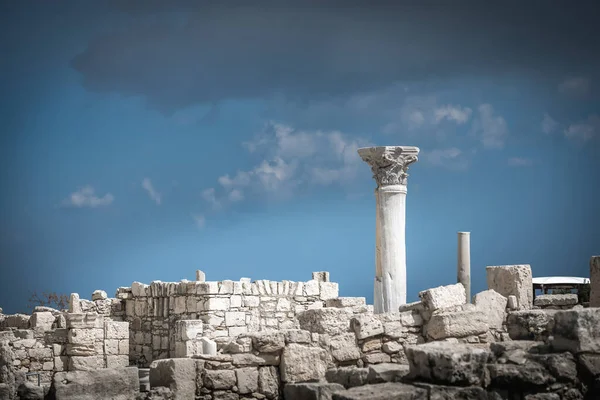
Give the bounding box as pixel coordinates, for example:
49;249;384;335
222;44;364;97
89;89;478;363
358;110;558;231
1;1;599;313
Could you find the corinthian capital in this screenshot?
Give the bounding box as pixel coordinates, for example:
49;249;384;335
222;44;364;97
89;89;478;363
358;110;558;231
358;146;420;187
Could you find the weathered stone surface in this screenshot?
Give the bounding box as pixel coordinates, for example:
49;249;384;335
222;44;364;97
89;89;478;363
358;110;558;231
3;314;30;329
246;331;285;353
91;290;108;301
235;367;258;394
405;342;491;386
332;382;427;400
366;363;409;384
283;329;311;344
486;265;533;310
284;382;345;400
258;366;280;398
506;310;556;341
419;283;466;311
298;308;353;336
17;382;43;400
30;312;55;331
412;383;489;400
326;367;369;389
426;310;488;340
523;394;560;400
149;359;196;399
487;362;555;387
350;315;384;340
52;367;139;400
326;297;367;308
590;256;600;307
0;340;16;398
176;319;203;340
204;370;237;390
534;294;578;307
472;289;507;329
551;308;600;353
330;333;361;362
280;344;328;383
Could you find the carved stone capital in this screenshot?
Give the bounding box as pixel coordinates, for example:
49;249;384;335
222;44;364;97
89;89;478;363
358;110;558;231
358;146;420;187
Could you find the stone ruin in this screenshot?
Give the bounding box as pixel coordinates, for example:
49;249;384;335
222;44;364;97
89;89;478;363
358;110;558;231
1;146;599;399
1;260;599;400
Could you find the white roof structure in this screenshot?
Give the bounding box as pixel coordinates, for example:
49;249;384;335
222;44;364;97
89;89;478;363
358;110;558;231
532;276;590;285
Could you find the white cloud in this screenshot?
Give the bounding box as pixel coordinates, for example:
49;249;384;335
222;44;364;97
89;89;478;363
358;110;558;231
420;147;469;170
564;115;599;142
558;77;591;97
202;188;222;210
62;186;114;208
192;214;206;229
541;113;558;134
141;178;161;205
434;105;472;124
507;157;533;167
205;121;372;209
470;104;508;149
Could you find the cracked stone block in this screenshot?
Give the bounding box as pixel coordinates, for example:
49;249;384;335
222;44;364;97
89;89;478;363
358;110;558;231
405;342;491;386
552;308;600;353
506;309;557;341
280;344;329;383
350;315;384;340
284;382;345;400
332;382;427;400
419;283;466;311
53;367;139;400
486;264;533;310
425;310;488;340
30;312;55;331
298;308;354;336
534;294;578;307
472;289;507;329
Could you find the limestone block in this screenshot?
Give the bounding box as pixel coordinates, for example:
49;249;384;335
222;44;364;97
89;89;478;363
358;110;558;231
30;312;55;331
196;270;206;282
276;298;291;312
200;337;217;355
246;331;285;353
312;271;330;282
552;308;600;353
105;339;119;355
534;294;578;307
54;356;68;371
231;353;280;366
236;367;259;394
284;382;345;400
243;296;260;308
330;333;361;362
228;326;248;337
204;369;237;390
206;297;230;311
418;283;466;311
106;355;129;368
591;256;600;307
258;366;280;398
397;301;425;313
28;347;52;360
362;352;391;364
320;282;339;300
506;309;557;341
304;280;320;296
66;313;98;329
53;367;139;400
196;282;219;295
507;295;518;310
69;293;82;313
68;329;95;345
331;382;427;400
176;320;203;341
283;329;312;344
105;321;129;340
297;308;354;336
350;315;384;340
472;289;508;329
66;343;95;357
382;341;402;354
425;310;488;340
405;342;491;386
367;363;410;383
223;311;245;327
91;290;107;301
149;358;196;399
397;310;423;327
69;355;104;371
326;297;367;308
486;264;533;309
280;344;328;383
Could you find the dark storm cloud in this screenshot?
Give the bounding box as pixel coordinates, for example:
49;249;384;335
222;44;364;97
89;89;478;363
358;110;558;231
71;0;600;113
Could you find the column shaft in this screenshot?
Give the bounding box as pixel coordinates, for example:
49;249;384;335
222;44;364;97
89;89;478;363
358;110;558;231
457;232;471;302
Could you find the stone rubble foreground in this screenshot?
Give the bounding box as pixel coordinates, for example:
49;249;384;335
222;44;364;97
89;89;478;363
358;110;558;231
0;260;598;399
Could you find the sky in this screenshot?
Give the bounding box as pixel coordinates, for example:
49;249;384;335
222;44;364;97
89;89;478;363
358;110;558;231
1;1;599;313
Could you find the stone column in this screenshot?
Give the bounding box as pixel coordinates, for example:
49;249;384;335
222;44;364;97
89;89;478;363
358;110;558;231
457;231;471;302
358;146;419;313
590;256;600;307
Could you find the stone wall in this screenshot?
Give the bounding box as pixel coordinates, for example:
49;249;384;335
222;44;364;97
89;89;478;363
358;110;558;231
115;272;340;366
